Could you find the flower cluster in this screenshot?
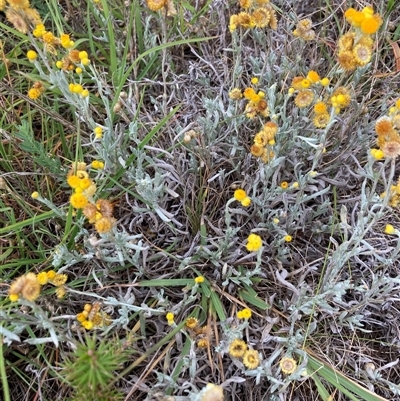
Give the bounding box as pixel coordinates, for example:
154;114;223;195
371;99;400;159
228;339;260;369
229;85;269;119
76;302;111;330
233;188;251;207
246;233;262;252
3;0;42;34
290;71;351;128
237;308;252;319
185;317;212;349
293;18;315;41
9;270;68;302
337;6;382;72
229;0;278;32
250;121;278;162
67;162;116;234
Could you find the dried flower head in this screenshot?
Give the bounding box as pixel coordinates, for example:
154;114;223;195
279;357;297;374
294;90;314;108
251;7;271;28
5;8;28;33
9;272;41;302
313;112;330;128
375;116;393;136
199;384;224;401
381;141;400;159
353;43;372;66
186;317;199;329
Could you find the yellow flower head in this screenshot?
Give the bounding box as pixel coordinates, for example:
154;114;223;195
197;338;209;348
314;101;328;115
313;112;330;128
353;43;372;66
195;276;204;284
370;149;384;160
280;181;288;189
82;320;94;330
37;272;49;285
243;349;260;369
234;189;247;201
49;273;68;287
24;7;42;25
229;339;248;358
146;0;166;11
246;233;262;252
360;14;382;35
60;33;74;49
27;50;37;61
55;286;66;299
284;235;292;242
279;356;297;374
251;7;271;28
33;24;46;37
320;77;330;87
92;160;104;169
70;193;89;209
251;77;259;84
76;312;87;322
166;312;175;325
28;87;41;100
306;70;320;83
31;191;39;199
241;196;251;207
237;308;252;319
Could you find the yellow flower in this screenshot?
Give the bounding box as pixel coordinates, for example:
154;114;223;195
94;126;103;138
241;196;251;207
92;160;104;169
166;312;175;325
229;339;248;358
370;149;384;160
27;50;37;61
76;312;87;322
353;43;372;66
300;79;311;89
280;181;288;189
246;233;262;252
237;308;252;319
292;182;299;188
320;77;330;87
31;191;39;199
70;193;89;209
33;23;46;37
82;320;94;330
46;270;56;279
234;189;247;201
185;317;199;329
314;101;328;115
360;14;382;34
243;350;260;369
60;33;74;49
384;224;396;235
251;77;259;84
146;0;166;11
9;294;19;302
37;272;49;285
50;273;68;287
67;175;81;189
279;357;297;374
195;276;204;284
306;70;320;83
28;87;41;100
284;235;292;242
313;112;330;128
81;58;90;66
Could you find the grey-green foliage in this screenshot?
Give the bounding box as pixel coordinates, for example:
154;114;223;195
14;120;61;172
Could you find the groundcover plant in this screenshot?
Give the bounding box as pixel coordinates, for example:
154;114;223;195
1;0;400;400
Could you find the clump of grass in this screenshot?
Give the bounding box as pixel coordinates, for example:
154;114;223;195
1;0;400;400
